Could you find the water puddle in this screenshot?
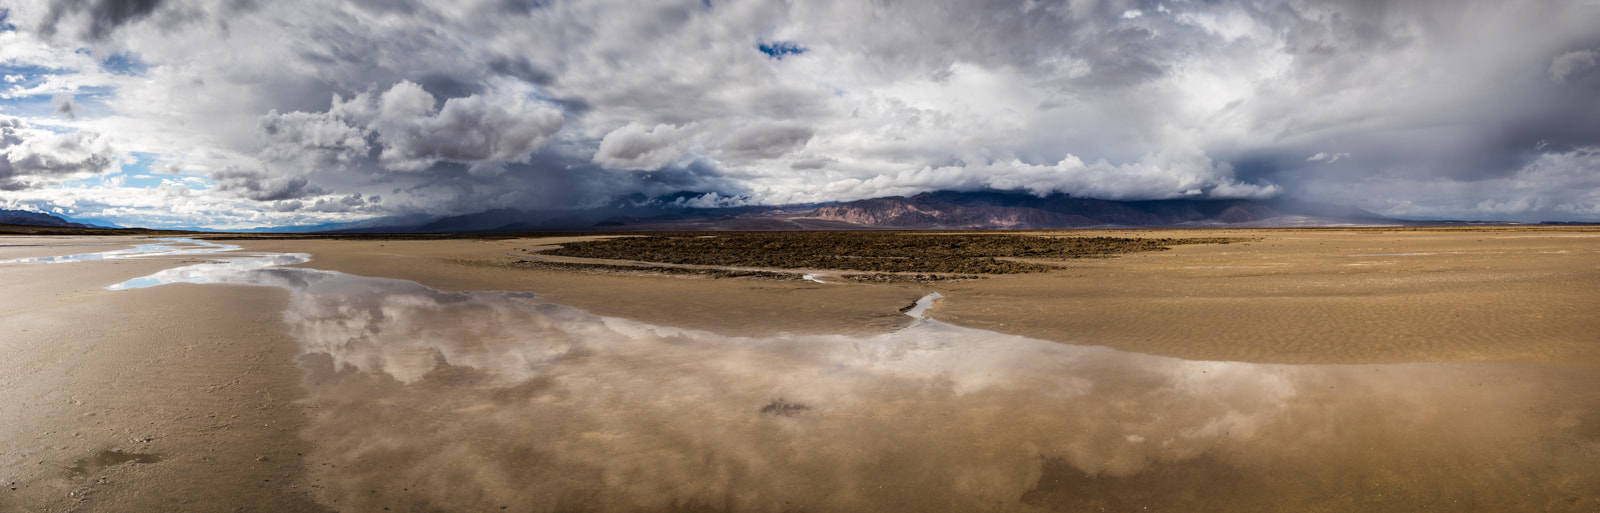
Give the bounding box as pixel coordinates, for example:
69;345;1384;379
106;253;311;290
31;240;1600;511
902;291;941;320
68;450;162;476
0;238;241;265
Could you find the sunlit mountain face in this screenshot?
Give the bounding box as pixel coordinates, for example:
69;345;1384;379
2;0;1598;230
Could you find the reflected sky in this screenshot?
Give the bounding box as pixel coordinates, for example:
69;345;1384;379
0;238;243;265
36;241;1600;511
106;253;312;290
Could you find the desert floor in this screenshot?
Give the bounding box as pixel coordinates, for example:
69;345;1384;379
239;226;1600;365
2;227;1597;512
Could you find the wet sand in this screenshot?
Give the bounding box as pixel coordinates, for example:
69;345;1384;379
273;279;1599;512
0;237;138;261
3;229;1598;512
0;249;328;512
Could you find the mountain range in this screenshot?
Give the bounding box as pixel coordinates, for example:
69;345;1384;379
325;190;1398;233
800;191;1386;229
0;209;106;229
6;191;1552;233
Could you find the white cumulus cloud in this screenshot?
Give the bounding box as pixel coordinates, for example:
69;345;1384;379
0;115;115;190
592;123;697;171
260;81;564;176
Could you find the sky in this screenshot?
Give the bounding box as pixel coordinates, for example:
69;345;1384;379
0;0;1597;229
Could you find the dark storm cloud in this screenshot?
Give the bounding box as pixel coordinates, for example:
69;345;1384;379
719;122;813;160
210;167;323;201
304;192;371;212
6;0;1598;225
39;0;163;40
1087;0;1600;218
412;73;484;102
487;57;555;87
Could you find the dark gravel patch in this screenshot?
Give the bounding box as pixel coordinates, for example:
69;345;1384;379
540;232;1242;274
500;259;804;280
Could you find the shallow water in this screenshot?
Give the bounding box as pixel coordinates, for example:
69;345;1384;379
0;238;240;265
22;239;1600;511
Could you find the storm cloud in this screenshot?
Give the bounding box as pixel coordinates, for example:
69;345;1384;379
260;81;565;175
210;167;323;202
0;115;114;190
1;0;1597;227
38;0;165;41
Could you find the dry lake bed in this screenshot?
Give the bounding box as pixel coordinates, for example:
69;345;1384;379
1;227;1597;512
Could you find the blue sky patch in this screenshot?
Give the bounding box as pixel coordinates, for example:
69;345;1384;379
2;64;62;84
102;53;149;76
758;41;805;60
57;152;209;190
0;63;117;118
0;95;62;118
0;87;117;120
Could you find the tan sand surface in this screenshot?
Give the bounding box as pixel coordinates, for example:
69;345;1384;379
927;227;1600;365
0;254;328;512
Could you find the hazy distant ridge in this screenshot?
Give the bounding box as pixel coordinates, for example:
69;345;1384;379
0;209;100;229
800;191;1388;229
318;191;1394;233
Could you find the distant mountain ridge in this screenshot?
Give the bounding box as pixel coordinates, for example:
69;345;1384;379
799;191;1387;229
322;192;823;233
320;190;1394;233
0;209;101;229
